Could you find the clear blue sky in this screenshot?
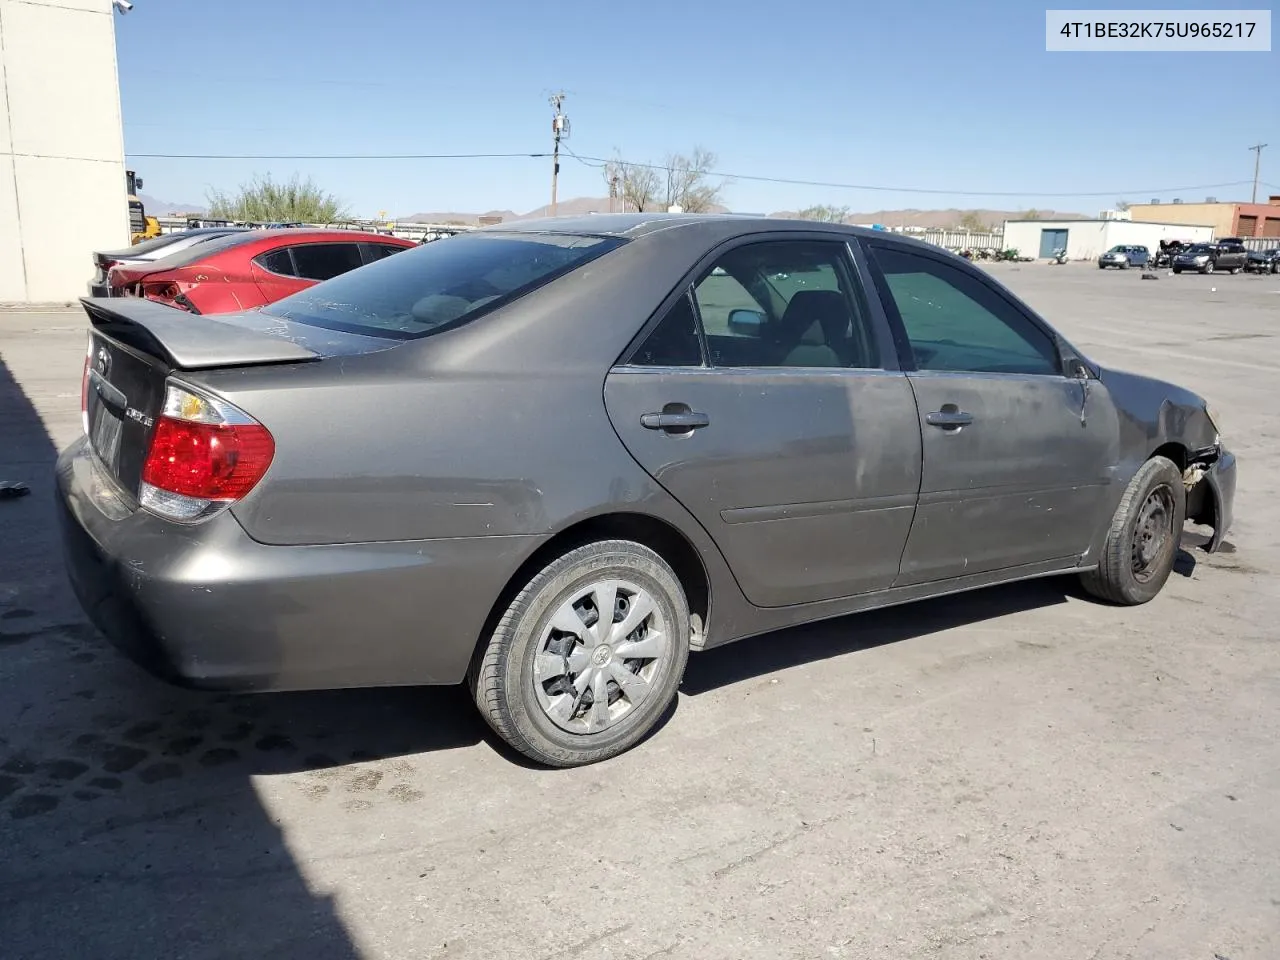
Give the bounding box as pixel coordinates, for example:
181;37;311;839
116;0;1278;218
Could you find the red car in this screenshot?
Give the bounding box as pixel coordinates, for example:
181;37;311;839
105;229;416;314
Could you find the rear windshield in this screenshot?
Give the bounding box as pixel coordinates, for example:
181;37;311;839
261;232;626;339
150;230;265;267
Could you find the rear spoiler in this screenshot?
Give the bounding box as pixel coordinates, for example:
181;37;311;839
80;297;319;370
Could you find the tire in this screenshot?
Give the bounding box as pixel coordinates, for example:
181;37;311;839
1202;262;1213;274
1173;267;1182;274
1120;261;1130;270
1229;266;1240;275
469;540;690;767
1079;455;1185;606
1098;264;1107;270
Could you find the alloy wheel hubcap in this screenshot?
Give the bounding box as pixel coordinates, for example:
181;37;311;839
533;579;669;735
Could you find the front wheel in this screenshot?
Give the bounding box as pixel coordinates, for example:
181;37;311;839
1173;267;1183;274
1202;262;1214;274
1079;456;1185;606
470;540;690;767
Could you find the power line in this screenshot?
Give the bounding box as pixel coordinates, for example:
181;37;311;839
127;151;550;160
567;152;1257;199
124;146;1259;201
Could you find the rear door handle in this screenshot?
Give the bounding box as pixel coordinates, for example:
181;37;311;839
641;411;710;431
925;410;974;429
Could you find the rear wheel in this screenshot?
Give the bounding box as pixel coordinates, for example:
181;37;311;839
470;540;690;767
1080;456;1185;606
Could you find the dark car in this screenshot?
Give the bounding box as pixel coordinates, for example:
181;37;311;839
58;215;1237;767
1097;244;1150;269
1244;247;1280;274
1173;240;1248;274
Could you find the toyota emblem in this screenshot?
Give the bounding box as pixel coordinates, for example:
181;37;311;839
95;347;111;377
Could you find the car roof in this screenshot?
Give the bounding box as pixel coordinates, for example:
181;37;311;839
480;212;899;241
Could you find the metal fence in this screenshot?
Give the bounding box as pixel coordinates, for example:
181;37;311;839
154;216;475;243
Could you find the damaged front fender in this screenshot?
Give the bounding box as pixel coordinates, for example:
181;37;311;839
1184;445;1237;553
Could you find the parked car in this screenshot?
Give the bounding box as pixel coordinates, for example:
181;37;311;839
88;227;249;297
1097;244;1150;269
1244;247;1280;274
59;215;1236;767
1173;239;1248;274
1154;240;1194;268
104;229;415;314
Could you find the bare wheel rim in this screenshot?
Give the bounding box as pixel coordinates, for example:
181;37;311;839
532;579;670;735
1131;484;1175;583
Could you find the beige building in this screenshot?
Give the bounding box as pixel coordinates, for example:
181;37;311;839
1;0;128;302
1128;197;1280;239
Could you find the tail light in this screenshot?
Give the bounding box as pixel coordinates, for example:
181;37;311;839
139;383;275;522
80;334;93;435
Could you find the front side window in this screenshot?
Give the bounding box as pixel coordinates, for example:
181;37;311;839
690;240;879;369
264;232;625;339
871;246;1061;376
290;243;365;282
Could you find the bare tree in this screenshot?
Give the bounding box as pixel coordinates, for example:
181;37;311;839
796;204;850;223
957;211;987;232
609;154;661;212
661;147;723;212
1114;199;1131;211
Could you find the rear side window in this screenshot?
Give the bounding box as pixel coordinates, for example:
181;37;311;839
255;248;297;277
264;232;626;339
290;243;365;281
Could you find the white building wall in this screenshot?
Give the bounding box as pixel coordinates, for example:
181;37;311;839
1002;221;1107;260
1002;220;1215;261
0;0;128;302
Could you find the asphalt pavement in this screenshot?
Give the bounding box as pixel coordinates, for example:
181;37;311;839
1;265;1277;960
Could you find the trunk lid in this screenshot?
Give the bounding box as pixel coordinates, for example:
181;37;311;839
80;298;390;498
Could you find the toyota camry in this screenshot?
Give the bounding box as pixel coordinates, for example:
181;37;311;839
57;214;1237;767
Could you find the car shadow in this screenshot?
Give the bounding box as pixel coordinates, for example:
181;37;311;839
0;338;365;960
682;577;1072;695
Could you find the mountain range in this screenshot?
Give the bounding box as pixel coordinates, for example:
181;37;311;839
137;192;1089;229
400;198;1089;229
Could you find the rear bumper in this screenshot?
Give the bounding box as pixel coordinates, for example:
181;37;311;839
56;437;542;691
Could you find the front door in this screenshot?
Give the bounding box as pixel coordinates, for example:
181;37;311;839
865;242;1118;585
604;238;923;608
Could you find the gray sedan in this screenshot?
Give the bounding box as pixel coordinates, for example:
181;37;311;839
57;215;1237;767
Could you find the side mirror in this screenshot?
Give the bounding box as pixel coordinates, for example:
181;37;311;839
727;308;766;337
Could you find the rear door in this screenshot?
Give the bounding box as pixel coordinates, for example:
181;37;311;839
604;236;922;608
863;240;1118;585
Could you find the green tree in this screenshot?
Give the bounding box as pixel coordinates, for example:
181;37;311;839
796;204;850;223
957;211;987;232
206;173;348;223
1022;208;1042;220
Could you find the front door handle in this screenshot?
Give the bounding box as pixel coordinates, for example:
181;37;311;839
641;410;710;432
925;409;974;429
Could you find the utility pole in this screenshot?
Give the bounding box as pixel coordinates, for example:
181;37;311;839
1249;142;1267;204
549;92;569;217
607;163;619;213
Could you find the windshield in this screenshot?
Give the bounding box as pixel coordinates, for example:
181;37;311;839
1107;246;1127;253
263;232;626;339
1186;244;1212;254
